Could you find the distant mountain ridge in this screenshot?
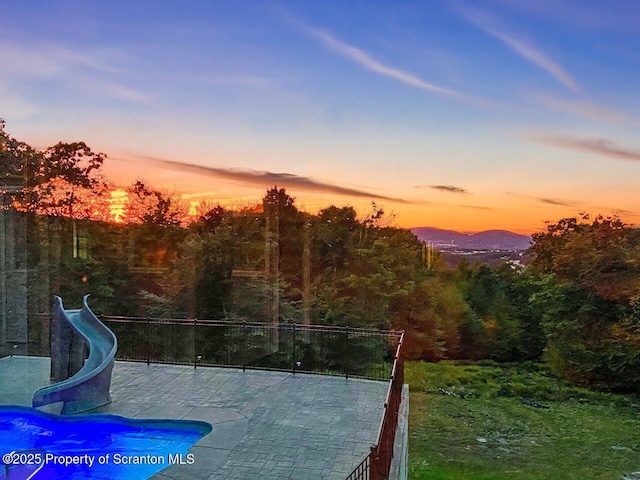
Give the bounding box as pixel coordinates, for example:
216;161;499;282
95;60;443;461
411;227;532;251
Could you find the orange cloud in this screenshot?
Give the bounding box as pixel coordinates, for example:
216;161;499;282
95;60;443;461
126;155;416;204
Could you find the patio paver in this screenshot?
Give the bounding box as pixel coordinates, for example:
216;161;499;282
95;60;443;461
0;356;388;479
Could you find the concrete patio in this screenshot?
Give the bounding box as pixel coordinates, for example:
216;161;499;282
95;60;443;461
0;355;388;480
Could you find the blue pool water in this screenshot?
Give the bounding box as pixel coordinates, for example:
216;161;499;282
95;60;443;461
0;406;212;479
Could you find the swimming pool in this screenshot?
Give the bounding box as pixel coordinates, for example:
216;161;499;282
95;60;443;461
0;405;212;479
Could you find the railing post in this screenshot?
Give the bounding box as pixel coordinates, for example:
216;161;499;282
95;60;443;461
242;321;246;372
146;317;151;365
292;323;297;374
193;318;197;369
369;445;378;480
226;323;231;366
345;326;350;380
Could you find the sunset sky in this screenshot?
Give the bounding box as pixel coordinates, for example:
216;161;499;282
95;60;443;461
2;0;639;233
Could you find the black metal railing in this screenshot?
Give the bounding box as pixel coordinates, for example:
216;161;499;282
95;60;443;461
6;314;402;382
346;332;404;480
102;316;401;381
347;454;371;480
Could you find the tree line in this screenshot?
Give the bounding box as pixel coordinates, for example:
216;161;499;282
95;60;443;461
2;120;639;393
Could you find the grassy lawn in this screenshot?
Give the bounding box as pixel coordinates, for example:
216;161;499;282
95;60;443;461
406;361;640;480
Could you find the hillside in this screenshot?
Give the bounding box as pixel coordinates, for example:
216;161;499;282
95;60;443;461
411;227;532;251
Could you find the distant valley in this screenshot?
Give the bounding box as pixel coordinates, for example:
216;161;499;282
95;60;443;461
410;227;533;267
411;227;532;250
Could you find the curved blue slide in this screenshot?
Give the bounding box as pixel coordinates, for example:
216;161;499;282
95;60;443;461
33;295;118;414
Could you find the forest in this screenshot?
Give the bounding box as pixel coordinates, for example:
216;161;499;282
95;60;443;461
2;119;639;394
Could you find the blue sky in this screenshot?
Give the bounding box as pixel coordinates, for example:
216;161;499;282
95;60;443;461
2;0;639;232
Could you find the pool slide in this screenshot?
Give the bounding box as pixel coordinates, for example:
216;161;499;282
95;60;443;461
32;295;117;415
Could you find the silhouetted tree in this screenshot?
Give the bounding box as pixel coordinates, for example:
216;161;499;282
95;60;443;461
1;120;111;220
122;180;188;227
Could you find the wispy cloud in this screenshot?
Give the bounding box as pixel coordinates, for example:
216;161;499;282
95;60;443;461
276;9;490;104
506;191;635;215
0;41;118;78
489;30;578;91
536;197;577;207
456;4;579;92
0;40;148;104
454;204;491;210
494;0;639;32
305;27;462;98
506;191;576;206
123;155;415;204
537;94;639;127
417;185;469;194
608;207;637;216
94;83;151;104
531;134;640;162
